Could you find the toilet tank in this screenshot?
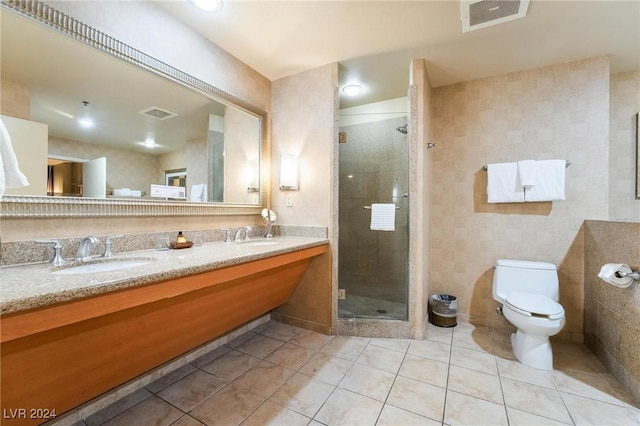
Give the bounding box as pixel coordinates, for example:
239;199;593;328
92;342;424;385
492;259;559;304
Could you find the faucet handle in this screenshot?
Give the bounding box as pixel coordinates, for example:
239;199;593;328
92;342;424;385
36;239;66;266
221;228;232;243
102;234;124;258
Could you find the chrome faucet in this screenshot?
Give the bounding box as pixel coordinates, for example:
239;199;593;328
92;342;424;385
76;236;99;261
234;226;251;242
102;235;123;258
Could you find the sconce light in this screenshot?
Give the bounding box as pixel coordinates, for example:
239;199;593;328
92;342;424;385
246;159;259;193
279;154;299;190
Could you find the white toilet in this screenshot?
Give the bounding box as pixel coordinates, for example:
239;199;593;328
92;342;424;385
492;259;566;370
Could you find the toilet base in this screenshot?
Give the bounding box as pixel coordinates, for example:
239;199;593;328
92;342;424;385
511;330;554;371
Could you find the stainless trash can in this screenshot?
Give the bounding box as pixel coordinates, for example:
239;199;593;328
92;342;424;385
428;294;457;327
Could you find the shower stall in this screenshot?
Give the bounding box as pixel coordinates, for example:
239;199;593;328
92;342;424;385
338;114;409;321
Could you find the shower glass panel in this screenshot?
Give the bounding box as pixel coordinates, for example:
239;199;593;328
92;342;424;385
338;115;409;320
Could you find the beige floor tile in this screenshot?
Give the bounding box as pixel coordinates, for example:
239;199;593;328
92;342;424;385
260;321;302;341
454;322;491;337
450;345;498;375
157;369;227;412
452;332;493;353
171;415;208;426
231;360;295;398
269;373;335;418
490;326;516;342
424;325;454;344
339;363;396;402
386;376;446;421
506;407;572;425
264;342;316;370
492;338;517;360
189;384;264;426
501;378;572;424
552;369;627;406
398;354;448;388
376;404;441;426
101;395;183;426
407;339;451;364
321;336;370;361
600;372;639;406
288;329;334;350
200;349;260;381
356;344;405;374
241;400;310;426
190;345;230;368
553;350;602;375
448;365;504;404
561;392;640;425
496;357;555;389
233;334;284;358
444;390;508;426
314;388;383;426
369;337;412;353
146;364;198;394
299;352;353;385
224;331;257;349
85;388;153;426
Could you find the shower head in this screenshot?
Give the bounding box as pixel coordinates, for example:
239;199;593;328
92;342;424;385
396;124;407;134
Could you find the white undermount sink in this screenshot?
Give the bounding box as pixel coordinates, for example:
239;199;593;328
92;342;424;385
52;258;155;275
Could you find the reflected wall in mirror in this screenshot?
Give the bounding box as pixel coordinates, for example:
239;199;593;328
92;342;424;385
0;0;267;212
636;112;639;199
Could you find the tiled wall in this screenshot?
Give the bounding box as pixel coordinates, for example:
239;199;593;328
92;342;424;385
584;220;640;404
609;71;640;220
431;57;611;340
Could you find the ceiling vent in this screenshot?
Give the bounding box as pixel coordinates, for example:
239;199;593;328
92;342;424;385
461;0;529;33
138;106;178;120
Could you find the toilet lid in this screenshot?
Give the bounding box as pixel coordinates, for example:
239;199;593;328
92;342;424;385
505;292;564;320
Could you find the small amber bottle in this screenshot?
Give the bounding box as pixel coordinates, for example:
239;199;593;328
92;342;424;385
176;231;187;244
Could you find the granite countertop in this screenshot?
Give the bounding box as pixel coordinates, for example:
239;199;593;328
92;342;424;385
0;236;329;316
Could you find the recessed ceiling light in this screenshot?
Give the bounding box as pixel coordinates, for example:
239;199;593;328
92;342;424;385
342;84;363;97
190;0;224;12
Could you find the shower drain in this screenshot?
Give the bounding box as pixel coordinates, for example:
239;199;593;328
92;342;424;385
376;309;388;314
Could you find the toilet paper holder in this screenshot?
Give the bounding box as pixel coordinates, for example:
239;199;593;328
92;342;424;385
615;270;640;281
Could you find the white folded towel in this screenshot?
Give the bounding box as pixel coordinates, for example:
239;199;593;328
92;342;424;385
0;118;29;198
370;203;396;231
113;188;132;196
517;160;536;187
190;184;207;202
524;160;566;202
486;162;525;203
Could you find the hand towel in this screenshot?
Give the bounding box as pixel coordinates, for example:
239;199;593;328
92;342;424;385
517;160;536;187
0;118;29;198
524;160;565;202
370;203;396;231
486;162;524;203
190;184;206;202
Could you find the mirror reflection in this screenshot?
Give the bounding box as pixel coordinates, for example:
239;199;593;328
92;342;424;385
1;8;262;205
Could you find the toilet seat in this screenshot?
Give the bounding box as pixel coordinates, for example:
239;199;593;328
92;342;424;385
505;292;564;320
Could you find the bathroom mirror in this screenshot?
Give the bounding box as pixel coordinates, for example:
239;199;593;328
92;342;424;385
0;1;268;217
636;112;639;199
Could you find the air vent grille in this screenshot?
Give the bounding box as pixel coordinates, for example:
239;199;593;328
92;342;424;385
138;106;178;120
461;0;529;33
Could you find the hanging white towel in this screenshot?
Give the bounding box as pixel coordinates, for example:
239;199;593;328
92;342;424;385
524;160;566;202
0;118;29;198
370;203;396;231
190;184;207;202
517;160;536;187
486;162;525;203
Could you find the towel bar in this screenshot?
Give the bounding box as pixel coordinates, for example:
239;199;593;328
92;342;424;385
363;205;400;210
483;160;571;171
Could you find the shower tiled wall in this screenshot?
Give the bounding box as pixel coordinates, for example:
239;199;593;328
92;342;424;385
430;57;611;340
584;220;640;405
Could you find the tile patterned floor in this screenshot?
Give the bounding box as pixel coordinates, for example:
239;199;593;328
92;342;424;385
72;321;640;426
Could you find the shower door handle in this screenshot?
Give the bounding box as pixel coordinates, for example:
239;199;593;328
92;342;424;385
362;205;400;210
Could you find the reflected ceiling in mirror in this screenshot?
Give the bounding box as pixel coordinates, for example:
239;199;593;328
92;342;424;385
0;0;268;217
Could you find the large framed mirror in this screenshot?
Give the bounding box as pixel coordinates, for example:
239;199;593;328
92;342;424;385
0;0;269;217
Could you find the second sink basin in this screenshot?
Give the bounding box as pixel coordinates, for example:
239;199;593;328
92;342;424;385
52;258;155;275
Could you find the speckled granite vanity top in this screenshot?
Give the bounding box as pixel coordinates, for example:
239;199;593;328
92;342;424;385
0;236;328;316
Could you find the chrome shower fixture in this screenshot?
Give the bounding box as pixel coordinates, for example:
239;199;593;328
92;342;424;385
396;124;408;134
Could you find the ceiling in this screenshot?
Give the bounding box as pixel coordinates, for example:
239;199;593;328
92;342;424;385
157;0;640;108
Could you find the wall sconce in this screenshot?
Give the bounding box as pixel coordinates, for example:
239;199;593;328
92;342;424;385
246;159;259;193
279;154;299;190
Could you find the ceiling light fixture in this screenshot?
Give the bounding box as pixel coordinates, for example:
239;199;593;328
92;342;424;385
190;0;224;12
77;101;94;129
342;84;363;97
